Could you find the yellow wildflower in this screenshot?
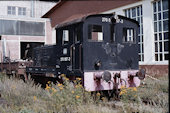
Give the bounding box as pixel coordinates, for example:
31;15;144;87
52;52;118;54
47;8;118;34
101;97;106;101
45;84;50;90
71;91;74;94
76;95;80;99
133;87;137;91
61;74;65;77
47;81;51;84
120;85;126;89
75;85;79;88
96;92;101;97
76;78;81;81
33;96;37;101
52;88;57;92
57;83;62;87
79;84;83;88
59;87;63;90
119;91;124;95
46;84;48;87
119;89;127;95
65;77;69;81
122;90;127;93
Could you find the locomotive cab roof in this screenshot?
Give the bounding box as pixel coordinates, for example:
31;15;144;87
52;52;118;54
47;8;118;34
55;14;139;29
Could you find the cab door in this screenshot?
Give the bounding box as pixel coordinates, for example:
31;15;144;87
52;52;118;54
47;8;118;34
115;19;139;69
70;24;82;74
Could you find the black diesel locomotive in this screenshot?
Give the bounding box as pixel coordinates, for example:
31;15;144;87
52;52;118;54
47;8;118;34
26;14;145;91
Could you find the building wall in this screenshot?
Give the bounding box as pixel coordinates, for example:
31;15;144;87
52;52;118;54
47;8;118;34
0;17;52;62
0;1;56;18
0;1;55;62
0;1;31;18
35;1;57;18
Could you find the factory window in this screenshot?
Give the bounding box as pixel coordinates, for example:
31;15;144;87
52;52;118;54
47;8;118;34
7;6;16;15
18;7;26;16
125;5;144;61
153;0;169;61
88;25;103;42
0;20;45;36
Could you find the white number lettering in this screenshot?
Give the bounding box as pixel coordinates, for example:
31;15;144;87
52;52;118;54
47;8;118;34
116;19;123;23
60;57;71;62
102;17;111;23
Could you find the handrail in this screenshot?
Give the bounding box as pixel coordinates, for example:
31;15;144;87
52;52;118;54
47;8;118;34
79;44;82;70
70;44;74;70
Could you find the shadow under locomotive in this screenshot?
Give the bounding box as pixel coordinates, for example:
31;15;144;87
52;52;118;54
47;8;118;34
25;14;145;92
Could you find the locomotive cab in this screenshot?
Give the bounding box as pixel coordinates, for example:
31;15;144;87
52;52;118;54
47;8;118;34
56;22;83;76
81;15;144;91
83;15;139;71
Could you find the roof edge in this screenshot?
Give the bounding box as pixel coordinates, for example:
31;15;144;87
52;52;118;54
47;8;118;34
42;1;66;18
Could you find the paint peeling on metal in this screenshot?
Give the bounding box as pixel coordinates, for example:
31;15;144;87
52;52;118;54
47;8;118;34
102;43;111;54
117;43;124;54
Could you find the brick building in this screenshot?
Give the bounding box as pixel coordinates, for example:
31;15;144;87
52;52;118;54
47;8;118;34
0;1;56;61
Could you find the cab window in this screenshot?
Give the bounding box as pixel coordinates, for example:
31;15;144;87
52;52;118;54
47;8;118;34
88;25;103;42
62;30;69;44
123;28;136;43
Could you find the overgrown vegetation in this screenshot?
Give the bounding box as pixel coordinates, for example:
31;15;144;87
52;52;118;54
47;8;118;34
118;75;169;113
0;73;168;113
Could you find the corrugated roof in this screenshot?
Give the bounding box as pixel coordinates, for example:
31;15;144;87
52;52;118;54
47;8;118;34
55;13;94;28
42;0;140;27
42;0;140;18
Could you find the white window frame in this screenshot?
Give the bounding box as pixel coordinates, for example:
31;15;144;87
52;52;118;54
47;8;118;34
123;28;136;43
153;0;169;61
18;7;26;16
88;24;104;42
7;6;27;16
7;6;16;15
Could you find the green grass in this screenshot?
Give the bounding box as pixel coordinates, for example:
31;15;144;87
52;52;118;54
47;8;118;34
0;73;168;113
119;75;169;113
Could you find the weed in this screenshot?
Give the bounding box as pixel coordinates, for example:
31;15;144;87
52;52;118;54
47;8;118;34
0;73;168;113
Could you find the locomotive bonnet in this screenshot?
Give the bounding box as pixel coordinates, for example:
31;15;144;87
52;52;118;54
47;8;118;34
26;14;145;92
